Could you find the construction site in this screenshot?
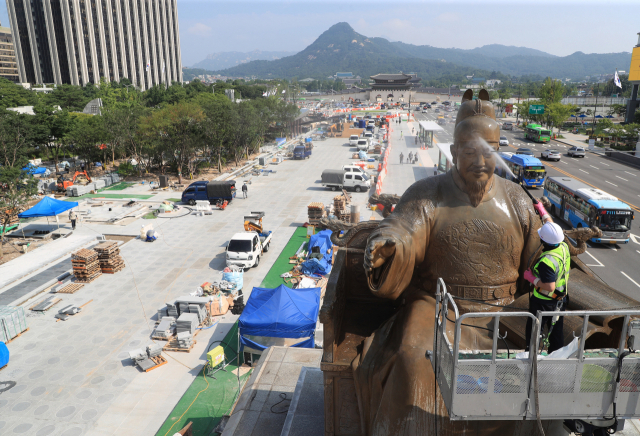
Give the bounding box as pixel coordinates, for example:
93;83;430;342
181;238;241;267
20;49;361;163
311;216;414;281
2;106;640;436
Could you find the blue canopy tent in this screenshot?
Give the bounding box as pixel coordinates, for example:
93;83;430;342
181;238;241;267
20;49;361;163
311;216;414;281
21;164;46;175
239;285;321;353
18;196;79;230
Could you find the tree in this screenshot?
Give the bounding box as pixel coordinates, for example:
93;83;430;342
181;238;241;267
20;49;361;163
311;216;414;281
0;78;37;109
137;101;205;183
0;111;36;168
608;104;626;118
0;168;37;259
546;102;576;132
44;84;90;111
68;114;107;166
538;77;564;105
196;93;234;173
32;104;76;170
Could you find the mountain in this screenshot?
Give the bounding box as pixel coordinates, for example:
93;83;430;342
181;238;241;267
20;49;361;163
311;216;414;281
191;50;296;70
211;22;631;81
212;23;488;82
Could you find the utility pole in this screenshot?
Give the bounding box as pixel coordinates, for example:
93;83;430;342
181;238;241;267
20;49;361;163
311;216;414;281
593;83;599;128
516;84;522;125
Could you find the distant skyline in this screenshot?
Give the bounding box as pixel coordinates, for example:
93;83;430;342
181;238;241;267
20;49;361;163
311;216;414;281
1;0;638;69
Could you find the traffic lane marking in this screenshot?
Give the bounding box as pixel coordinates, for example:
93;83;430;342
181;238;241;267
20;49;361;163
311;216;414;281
605;181;618;187
625;171;637;176
615;175;629;181
589;165;599;169
579;169;589;174
584;251;604;267
621;271;640;289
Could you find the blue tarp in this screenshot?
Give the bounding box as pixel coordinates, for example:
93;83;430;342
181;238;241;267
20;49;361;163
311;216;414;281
18;196;78;218
305;229;333;275
239;285;321;350
0;342;8;368
21;164;46;175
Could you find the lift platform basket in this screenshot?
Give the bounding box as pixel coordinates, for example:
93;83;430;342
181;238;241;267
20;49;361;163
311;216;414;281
428;278;640;421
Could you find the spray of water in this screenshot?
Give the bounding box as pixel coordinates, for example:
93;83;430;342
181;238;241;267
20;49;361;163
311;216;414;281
475;136;517;180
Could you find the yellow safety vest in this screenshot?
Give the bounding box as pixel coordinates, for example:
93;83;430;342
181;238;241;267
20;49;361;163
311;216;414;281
533;242;570;300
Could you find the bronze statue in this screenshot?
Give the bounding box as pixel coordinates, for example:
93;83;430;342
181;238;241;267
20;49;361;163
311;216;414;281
352;89;545;435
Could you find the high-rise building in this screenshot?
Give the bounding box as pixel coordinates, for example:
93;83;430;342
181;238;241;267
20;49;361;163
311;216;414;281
5;0;182;90
0;21;19;82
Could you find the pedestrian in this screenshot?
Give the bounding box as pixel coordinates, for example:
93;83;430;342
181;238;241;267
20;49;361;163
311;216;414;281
414;154;418;164
415;136;418;145
69;209;77;230
242;182;248;199
524;219;570;354
400;131;403;139
399;152;404;165
433;164;437;176
408;152;413;163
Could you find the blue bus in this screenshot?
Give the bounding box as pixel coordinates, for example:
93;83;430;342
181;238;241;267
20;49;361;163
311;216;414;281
543;176;634;244
494;152;547;187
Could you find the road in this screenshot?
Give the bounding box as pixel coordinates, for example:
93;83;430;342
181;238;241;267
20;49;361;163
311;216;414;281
413;108;640;300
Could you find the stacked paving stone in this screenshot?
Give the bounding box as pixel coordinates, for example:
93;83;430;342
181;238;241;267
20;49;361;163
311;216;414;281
176;312;199;335
176;331;194;349
72;248;102;283
94;241;124;274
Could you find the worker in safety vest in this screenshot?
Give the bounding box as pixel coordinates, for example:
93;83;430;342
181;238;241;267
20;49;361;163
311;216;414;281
523;221;570;353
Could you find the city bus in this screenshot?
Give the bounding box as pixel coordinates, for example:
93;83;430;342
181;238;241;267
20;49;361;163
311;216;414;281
543;176;634;244
495;152;547;187
525;123;551;143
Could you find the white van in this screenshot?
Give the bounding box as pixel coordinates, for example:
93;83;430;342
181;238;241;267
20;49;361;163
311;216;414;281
349;135;359;146
363;132;373;141
356;139;369;151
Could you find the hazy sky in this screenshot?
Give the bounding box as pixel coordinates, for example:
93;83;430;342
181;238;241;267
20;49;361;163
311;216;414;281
1;0;638;67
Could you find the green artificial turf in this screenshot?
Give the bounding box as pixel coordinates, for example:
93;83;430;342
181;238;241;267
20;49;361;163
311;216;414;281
142;213;157;219
259;226;309;289
64;193;154;200
153;227;310;436
166;198;181;202
154;322;250;436
101;181;135;191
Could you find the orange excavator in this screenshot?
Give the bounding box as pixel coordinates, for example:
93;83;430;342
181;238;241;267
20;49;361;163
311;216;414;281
57;170;92;192
243;212;265;233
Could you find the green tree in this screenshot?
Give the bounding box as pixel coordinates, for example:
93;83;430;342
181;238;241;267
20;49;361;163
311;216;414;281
0;166;37;259
68;114;108;166
195;93;234;173
137;101;205;183
44;84;90;111
0;78;37;109
0;111;36;167
608;104;626;118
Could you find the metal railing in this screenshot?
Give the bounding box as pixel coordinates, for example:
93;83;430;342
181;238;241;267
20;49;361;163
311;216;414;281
430;278;640;421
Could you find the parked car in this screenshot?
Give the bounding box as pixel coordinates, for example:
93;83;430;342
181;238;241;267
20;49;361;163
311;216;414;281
356;139;369;151
434;109;440;113
516;148;534;156
349;135;359;146
541;149;562;161
499;136;509;146
502;122;513;130
568;146;586;158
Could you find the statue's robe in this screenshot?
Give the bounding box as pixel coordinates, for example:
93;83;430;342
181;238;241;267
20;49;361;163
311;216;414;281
353;170;542;435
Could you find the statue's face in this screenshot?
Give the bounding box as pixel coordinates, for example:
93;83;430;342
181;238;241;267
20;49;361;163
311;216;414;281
452;140;497;185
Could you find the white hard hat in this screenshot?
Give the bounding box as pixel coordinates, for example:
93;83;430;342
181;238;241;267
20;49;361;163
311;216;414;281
538;222;564;245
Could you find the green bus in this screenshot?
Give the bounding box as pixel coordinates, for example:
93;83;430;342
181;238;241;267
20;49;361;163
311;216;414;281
525;124;551;143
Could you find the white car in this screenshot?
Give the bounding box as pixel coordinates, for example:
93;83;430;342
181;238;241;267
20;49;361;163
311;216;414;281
499;136;509;146
541;149;561;161
349;135;359;146
379;127;387;135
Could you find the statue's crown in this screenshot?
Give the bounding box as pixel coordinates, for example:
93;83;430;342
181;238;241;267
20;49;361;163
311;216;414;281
455;89;496;127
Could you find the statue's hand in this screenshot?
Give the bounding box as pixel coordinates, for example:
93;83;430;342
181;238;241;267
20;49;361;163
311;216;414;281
364;237;397;274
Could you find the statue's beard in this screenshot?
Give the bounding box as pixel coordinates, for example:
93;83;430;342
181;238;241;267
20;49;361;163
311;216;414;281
465;178;489;207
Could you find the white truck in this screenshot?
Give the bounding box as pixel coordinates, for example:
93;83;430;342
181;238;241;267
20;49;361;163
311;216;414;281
356;138;369;151
321;169;371;192
226;230;272;269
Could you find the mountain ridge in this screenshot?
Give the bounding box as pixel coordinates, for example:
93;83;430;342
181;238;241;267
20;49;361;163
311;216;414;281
205;22;631;81
191;50;296;71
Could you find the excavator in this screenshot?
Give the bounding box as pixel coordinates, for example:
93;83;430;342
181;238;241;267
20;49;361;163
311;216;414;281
57;170;92;192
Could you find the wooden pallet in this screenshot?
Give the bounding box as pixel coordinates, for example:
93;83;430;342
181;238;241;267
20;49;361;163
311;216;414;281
75;273;102;284
94;241;119;254
144;355;167;372
56;283;85;294
0;364;6;372
163;338;197;353
4;328;29;344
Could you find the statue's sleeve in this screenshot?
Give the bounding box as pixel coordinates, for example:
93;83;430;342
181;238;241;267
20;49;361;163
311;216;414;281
366;182;433;300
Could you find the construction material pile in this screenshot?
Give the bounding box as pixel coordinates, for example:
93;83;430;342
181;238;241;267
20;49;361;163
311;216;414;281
333;195;351;223
152;317;176;339
129;344;166;371
0;306;28;343
94;241;124;274
177;331;194;349
307;202;326;225
72;248;102;283
176;312;199;335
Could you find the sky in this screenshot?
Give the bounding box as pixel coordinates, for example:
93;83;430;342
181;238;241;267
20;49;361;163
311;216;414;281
1;0;638;67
